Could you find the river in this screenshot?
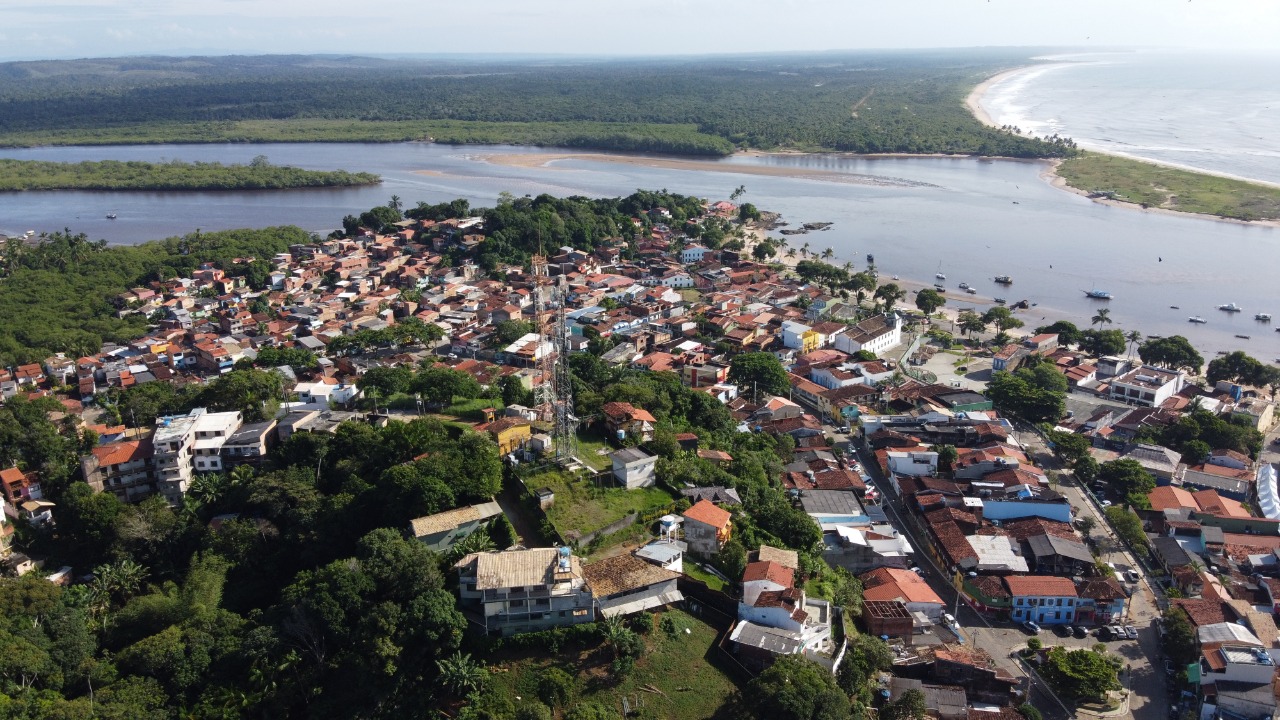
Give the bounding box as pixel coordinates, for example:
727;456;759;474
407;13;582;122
0;141;1277;361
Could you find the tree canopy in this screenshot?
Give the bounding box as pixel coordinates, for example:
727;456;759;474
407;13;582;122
729;352;791;399
1138;335;1204;374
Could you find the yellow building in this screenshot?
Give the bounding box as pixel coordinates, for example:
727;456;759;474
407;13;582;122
801;329;821;354
486;417;532;455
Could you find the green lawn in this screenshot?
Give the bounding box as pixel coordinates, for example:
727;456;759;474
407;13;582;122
444;397;504;420
684;563;727;592
1057;152;1280;221
679;289;702;303
573;430;615;472
482;610;741;719
529;469;677;540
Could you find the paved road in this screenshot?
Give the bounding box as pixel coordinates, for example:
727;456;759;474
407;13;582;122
844;432;1070;720
1016;428;1168;720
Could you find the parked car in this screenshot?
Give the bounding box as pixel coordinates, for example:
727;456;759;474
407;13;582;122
1124;625;1138;640
1053;624;1072;638
1073;626;1089;639
838;425;851;434
1096;626;1114;640
1108;625;1126;639
1022;621;1042;634
1125;570;1141;583
943;613;957;627
1100;499;1113;507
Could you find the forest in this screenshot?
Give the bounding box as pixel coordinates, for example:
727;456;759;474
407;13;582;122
0;51;1075;158
0;226;312;366
0;157;379;192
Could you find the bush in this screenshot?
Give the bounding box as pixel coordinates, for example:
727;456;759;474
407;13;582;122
537;667;575;710
514;703;553;720
565;701;614;720
1027;637;1042;651
1018;703;1043;720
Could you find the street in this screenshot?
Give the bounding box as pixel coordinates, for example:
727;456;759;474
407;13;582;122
837;419;1167;720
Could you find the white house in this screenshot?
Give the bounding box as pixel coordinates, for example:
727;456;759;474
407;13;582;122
611;447;657;490
886;451;938;477
781;321;814;351
294;381;362;410
1107;365;1186;407
833;313;902;357
680;245;710;264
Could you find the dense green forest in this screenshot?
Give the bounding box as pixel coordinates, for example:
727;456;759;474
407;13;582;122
0;226;311;365
0;157;379;191
0;51;1074;158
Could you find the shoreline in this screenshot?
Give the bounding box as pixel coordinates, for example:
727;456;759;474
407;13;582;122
964;65;1280;227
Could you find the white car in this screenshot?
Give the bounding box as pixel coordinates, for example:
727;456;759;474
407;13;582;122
1100;499;1113;507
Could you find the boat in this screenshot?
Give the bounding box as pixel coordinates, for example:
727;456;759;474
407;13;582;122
958;282;970;290
866;253;875;264
1235;334;1252;340
1083;289;1113;300
1256;313;1272;321
965;288;977;295
1217;351;1229;356
994;298;1006;305
1011;299;1030;310
105;212;117;219
1188;316;1207;324
933;284;946;292
1218;302;1242;312
1170;305;1180;309
891;275;899;281
935;272;946;280
994;276;1012;285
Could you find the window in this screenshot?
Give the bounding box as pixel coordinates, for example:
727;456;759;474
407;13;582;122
572;609;589;617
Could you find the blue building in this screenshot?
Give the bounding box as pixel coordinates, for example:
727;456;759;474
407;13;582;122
1005;576;1079;625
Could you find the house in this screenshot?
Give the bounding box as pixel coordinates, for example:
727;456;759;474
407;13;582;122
0;467;41;503
888;678;968;720
679;244;711;264
611;447;657;490
679;486;742;506
859;567;945;620
1151;535;1197;573
220;420;277;469
409;500;504;553
486;417;532;455
1024;534;1094;576
832;313;902;356
454;547;596;635
1004;576;1079;625
780;321;820;353
81;439;154;502
600;401;657;442
1107;365;1186;407
581;553;683;618
1074;577;1127;626
823;524;914;574
742;561;794;606
682;499;732;557
1121;443;1182;484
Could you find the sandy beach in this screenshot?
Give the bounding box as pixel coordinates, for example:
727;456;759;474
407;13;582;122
963;66;1034;128
469;152;934;188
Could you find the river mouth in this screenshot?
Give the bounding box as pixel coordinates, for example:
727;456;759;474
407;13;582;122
0;140;1276;361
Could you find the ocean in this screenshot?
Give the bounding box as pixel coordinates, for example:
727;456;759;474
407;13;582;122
979;50;1280;185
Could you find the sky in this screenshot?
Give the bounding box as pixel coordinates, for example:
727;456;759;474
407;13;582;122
3;0;1279;61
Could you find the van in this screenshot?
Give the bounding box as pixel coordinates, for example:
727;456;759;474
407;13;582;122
1105;562;1120;576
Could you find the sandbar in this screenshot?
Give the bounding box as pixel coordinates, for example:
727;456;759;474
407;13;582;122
472;152;935;188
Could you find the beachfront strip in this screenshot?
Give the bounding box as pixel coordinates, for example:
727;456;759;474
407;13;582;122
1;196;1279;720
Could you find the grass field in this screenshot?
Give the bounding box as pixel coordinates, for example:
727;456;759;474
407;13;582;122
573;429;615;472
1056;152;1280;221
529;468;676;540
684;563;728;593
482;610;741;720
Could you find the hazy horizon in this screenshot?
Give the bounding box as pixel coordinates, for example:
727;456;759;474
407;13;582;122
3;0;1278;62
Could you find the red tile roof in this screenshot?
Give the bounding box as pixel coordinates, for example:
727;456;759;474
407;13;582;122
860;567;945;605
91;439;152;467
1003;575;1078;598
682;499;731;529
743;560;794;588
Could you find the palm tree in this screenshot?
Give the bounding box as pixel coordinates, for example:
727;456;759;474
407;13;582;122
801;242;810;258
821;247;835;260
436;652;486;697
785;248;796;258
600;615;634;660
387;195;403;212
1091;308;1112;327
842;261;854;272
1125;330;1142;358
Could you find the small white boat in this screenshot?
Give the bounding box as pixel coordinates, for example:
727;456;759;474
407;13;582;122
935;272;946;280
1219;302;1242;312
891;275;899;280
1255;313;1271;322
958;282;970;290
994;275;1012;285
1188;316;1207;324
1083;289;1113;300
965;287;977;295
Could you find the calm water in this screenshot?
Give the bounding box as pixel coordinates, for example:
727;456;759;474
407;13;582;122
980;51;1280;185
0;141;1277;361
